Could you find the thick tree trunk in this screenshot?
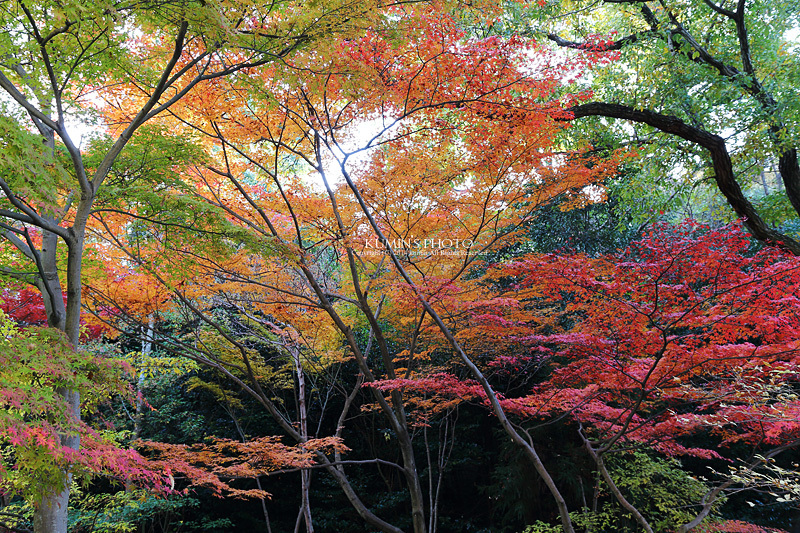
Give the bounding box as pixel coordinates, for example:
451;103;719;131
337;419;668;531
31;225;71;533
33;484;69;533
33;390;79;533
33;224;86;533
778;148;800;215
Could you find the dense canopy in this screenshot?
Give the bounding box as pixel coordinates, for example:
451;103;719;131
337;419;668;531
0;0;798;532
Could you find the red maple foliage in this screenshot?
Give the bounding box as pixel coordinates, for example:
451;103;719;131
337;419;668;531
1;287;108;340
366;222;800;530
372;223;800;483
485;223;800;458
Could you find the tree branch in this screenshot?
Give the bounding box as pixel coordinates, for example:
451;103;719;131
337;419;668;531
547;30;658;51
567;102;800;254
677;439;800;532
92;20;190;191
0;178;71;241
0;71;60;132
702;0;735;18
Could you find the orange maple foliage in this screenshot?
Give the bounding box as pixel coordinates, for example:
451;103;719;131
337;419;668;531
92;0;623;363
138;436;349;499
86;3;627;531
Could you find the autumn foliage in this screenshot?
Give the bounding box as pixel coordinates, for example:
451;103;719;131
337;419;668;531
0;321;165;500
363;223;800;529
137;436;349;500
376;223;800;458
483;223;800;458
2;0;799;530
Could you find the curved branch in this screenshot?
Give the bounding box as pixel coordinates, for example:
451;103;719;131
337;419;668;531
567;102;800;255
703;0;735;17
547;30;657;51
550;0;800;217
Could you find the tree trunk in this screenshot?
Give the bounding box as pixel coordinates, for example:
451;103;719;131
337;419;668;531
337;164;576;533
33;222;86;533
33;390;79;533
31;224;71;533
134;315;155;440
292;346;315;533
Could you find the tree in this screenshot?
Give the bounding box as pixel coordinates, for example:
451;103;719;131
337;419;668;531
0;315;169;532
461;222;800;531
0;0;387;531
536;0;800;252
86;3;624;531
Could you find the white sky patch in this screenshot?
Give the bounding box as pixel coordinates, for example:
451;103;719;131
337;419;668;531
785;27;800;52
0;88;98;151
63;117;100;149
583;183;605;202
307;113;405;192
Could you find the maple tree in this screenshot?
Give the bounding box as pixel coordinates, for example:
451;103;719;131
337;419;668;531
0;0;396;531
0;315;170;522
3;0;797;530
429;222;800;531
82;3;627;531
